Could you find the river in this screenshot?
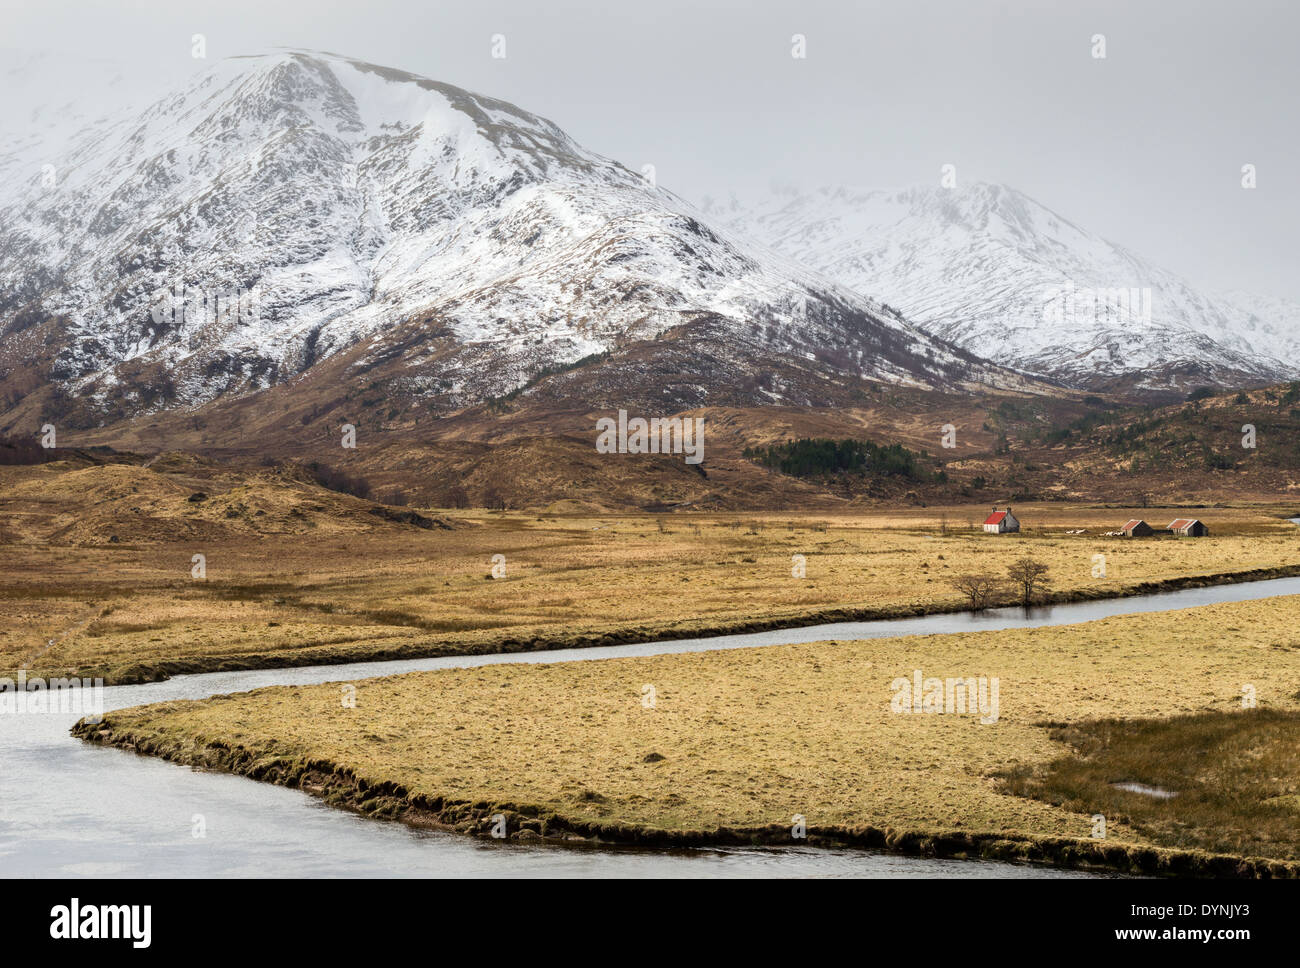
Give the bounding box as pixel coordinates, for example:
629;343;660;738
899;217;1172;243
6;572;1300;878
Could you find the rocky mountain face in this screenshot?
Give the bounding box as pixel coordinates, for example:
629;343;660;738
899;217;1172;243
703;183;1300;395
0;51;1037;435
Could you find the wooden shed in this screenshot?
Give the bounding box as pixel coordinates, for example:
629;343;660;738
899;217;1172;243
1169;518;1209;537
1120;519;1153;537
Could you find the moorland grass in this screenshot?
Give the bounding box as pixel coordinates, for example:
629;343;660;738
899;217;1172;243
79;595;1300;873
999;709;1300;859
7;505;1300;683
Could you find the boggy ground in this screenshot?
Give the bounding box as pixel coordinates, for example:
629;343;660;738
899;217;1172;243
4;461;1299;684
79;595;1300;876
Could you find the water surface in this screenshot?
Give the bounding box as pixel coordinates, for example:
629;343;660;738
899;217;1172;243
7;571;1298;878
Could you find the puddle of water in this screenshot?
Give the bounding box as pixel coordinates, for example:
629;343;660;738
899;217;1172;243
1112;782;1178;799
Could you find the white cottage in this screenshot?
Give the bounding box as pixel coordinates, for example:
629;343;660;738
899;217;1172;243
983;506;1020;534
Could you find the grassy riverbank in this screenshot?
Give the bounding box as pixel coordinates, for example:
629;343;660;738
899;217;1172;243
8;501;1300;684
78;595;1300;876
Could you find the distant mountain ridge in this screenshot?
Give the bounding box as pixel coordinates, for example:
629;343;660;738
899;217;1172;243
702;183;1300;394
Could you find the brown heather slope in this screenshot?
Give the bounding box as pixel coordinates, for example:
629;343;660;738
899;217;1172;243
0;455;454;545
8;372;1300;510
11;376;1031;511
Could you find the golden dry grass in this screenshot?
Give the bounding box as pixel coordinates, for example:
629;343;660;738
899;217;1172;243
4;485;1299;681
95;594;1300;862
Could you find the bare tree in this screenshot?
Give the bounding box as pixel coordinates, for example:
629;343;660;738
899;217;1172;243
1006;555;1050;606
441;484;470;509
952;573;1002;611
375;486;409;507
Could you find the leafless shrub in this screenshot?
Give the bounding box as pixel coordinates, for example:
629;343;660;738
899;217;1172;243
442;485;470;509
482;486;507;511
952;573;1003;611
376;487;408;507
308;462;371;500
1007;555;1051;606
0;436;56;465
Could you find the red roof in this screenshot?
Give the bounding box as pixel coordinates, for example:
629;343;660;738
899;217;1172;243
984;511;1007;525
1169;518;1199;529
1121;519;1146;530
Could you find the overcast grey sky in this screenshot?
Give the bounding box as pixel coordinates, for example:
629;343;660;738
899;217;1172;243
4;0;1297;298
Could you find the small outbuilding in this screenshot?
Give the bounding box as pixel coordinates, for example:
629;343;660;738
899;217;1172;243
1169;518;1209;537
1120;519;1153;537
983;506;1020;533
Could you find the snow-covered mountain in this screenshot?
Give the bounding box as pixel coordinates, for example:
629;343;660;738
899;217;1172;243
0;50;175;187
0;50;1034;431
702;183;1300;393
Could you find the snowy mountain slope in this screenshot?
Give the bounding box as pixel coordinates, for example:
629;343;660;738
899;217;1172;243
0;50;175;190
702;183;1300;392
1213;289;1300;362
0;50;1036;431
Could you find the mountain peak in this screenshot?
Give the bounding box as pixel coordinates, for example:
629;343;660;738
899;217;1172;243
0;51;1030;434
708;182;1300;392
